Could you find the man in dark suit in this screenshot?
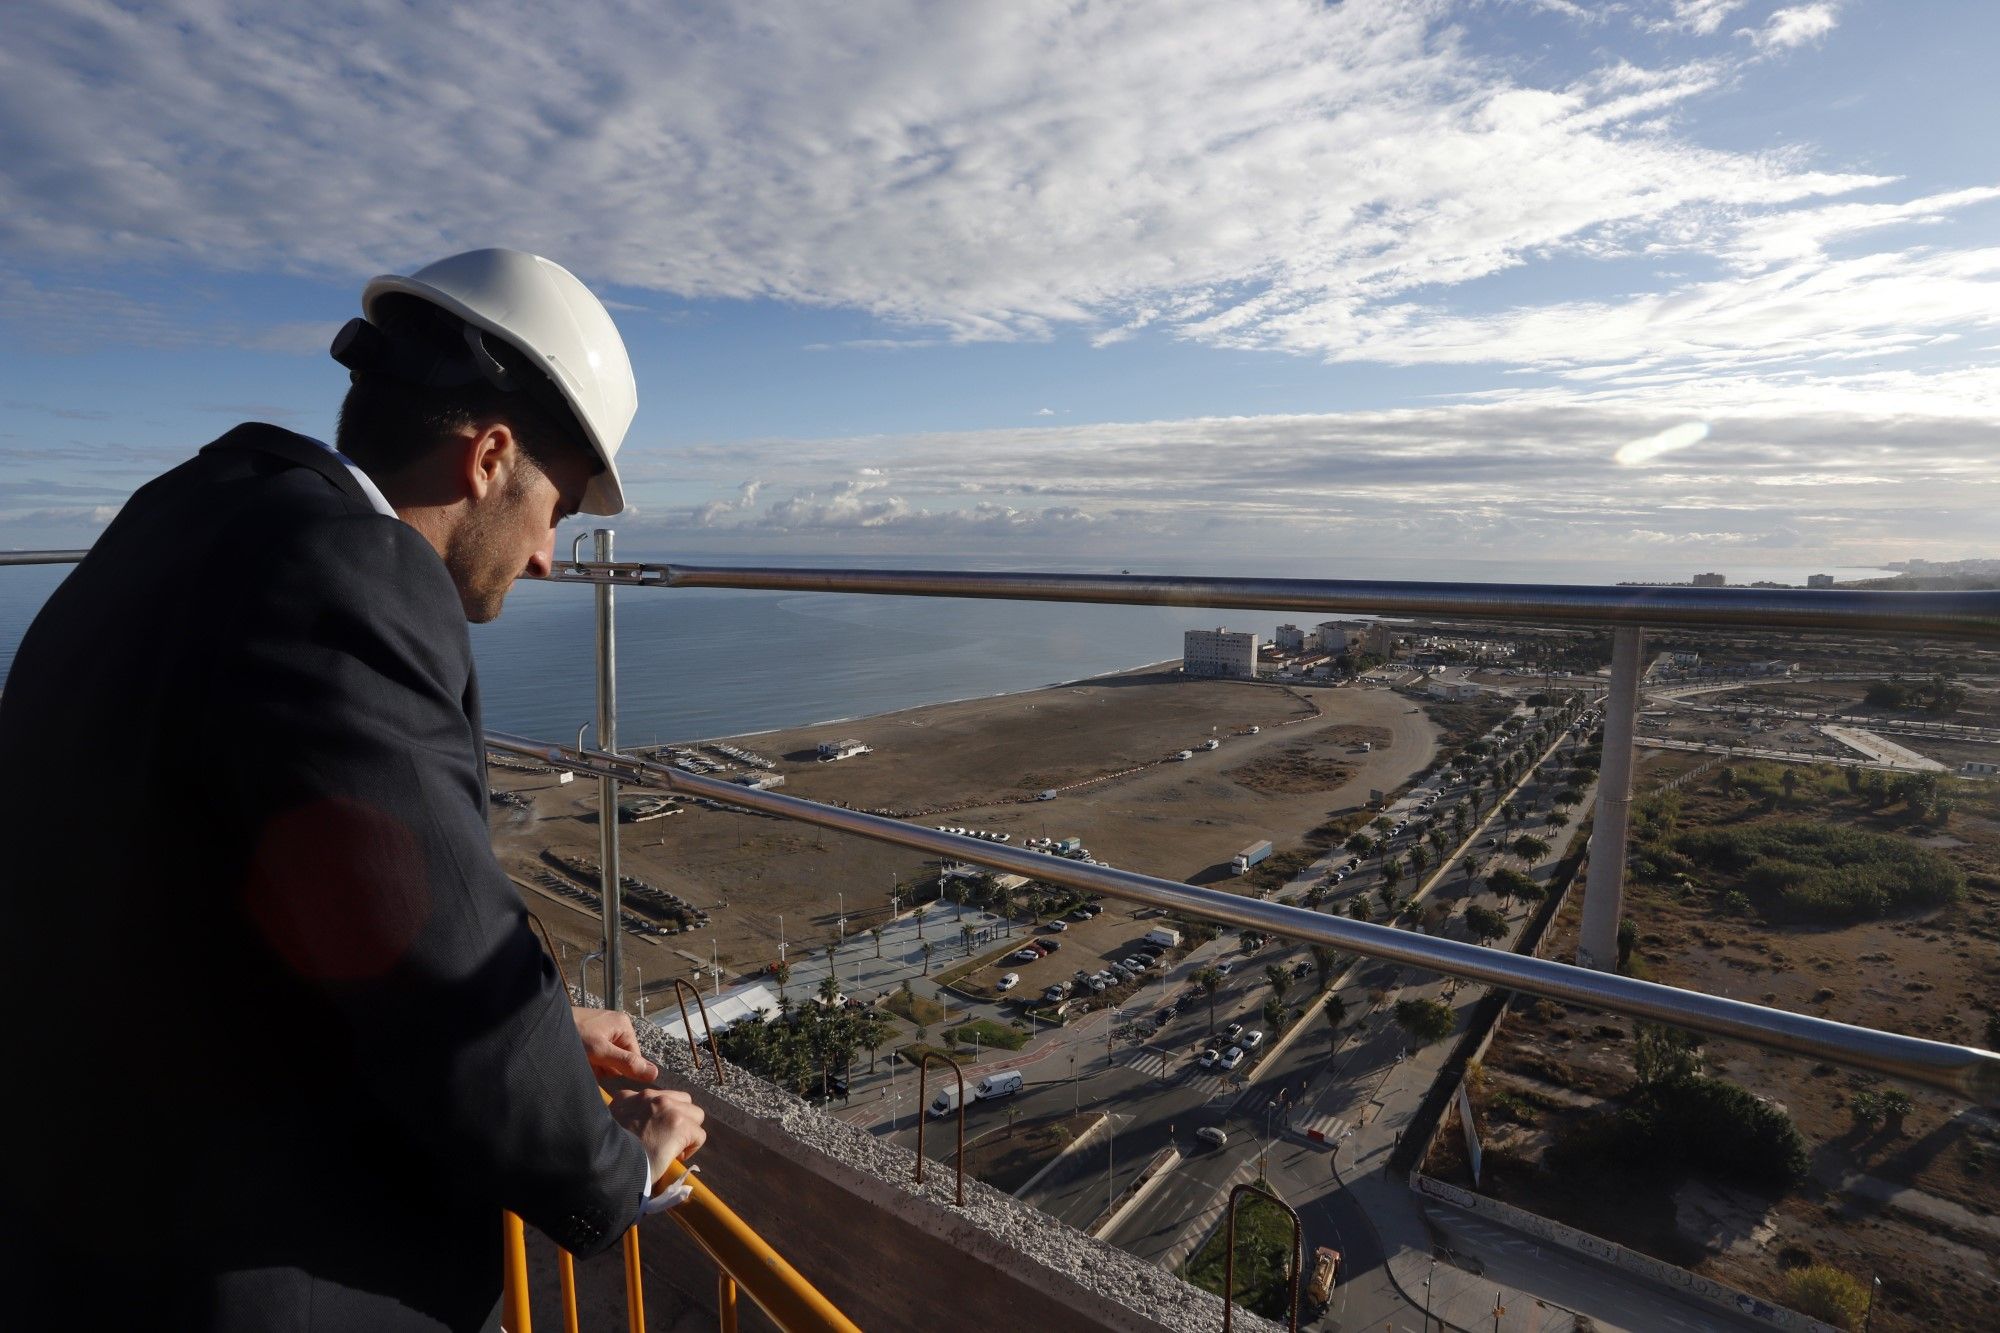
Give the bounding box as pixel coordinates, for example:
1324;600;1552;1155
0;250;703;1330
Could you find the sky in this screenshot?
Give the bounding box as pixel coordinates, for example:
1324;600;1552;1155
2;0;1998;573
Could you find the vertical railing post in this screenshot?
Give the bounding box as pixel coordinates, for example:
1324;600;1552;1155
1579;625;1644;971
594;528;624;1011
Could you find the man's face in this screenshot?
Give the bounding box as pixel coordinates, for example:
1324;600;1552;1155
444;438;594;623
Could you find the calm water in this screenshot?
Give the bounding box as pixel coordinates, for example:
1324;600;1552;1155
0;548;1893;746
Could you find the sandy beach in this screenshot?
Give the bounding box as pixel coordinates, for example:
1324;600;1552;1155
490;667;1449;1001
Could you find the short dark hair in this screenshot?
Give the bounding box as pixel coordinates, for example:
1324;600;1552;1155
333;296;581;484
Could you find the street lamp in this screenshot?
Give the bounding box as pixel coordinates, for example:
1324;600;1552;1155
838;891;845;943
778;914;786;962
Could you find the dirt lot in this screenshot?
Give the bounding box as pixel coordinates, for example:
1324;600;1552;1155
489;671;1442;1002
1437;748;2000;1331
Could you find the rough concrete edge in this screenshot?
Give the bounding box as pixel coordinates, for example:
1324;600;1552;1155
1410;1174;1840;1333
1013;1109;1110;1201
610;993;1284;1333
1091;1145;1182;1240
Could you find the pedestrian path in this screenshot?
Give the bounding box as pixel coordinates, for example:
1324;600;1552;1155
1115;1046;1172;1079
1288;1110;1349;1143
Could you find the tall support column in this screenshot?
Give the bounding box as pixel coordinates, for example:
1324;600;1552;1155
1578;625;1644;972
594;528;624;1010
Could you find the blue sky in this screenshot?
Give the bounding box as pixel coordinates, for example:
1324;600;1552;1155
3;0;1998;570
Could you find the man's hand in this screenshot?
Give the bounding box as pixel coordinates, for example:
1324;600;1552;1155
573;1006;660;1084
609;1087;707;1188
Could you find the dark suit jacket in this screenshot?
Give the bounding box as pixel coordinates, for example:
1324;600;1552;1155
0;424;648;1330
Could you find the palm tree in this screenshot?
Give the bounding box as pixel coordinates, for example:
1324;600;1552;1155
1344;832;1375;861
1382;859;1404;898
959;923;975;957
1192;967;1223;1036
1308;944;1340;990
870;925;884;959
774;960;792;1003
1323;992;1348;1052
1780;768;1800;803
921;940;935;975
1265;963;1290;1001
1346;897;1372;923
1408;845;1430;876
913;904;928;939
817;974;841;1007
823;942;838;985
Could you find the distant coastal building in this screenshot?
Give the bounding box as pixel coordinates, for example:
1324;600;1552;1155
816;738;871;761
1273;623;1306;652
1365;623;1395;658
1692;572;1727;587
1807;574;1835;589
1183;628;1259;679
1314;620;1368;654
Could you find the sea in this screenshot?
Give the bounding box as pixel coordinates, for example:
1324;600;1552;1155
0;548;1895;747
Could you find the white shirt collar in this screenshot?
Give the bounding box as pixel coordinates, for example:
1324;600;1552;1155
309;436;397;519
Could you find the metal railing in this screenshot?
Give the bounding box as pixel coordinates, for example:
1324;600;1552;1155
497;1086;862;1333
10;545;1999;1109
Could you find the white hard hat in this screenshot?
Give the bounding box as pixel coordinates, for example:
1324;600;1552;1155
361;248;636;516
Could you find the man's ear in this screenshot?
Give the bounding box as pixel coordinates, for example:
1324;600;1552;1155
462;423;516;501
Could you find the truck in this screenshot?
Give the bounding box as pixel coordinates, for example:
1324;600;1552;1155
928;1083;977;1118
1144;926;1182;949
1231;840;1273;874
1201;738;1220;750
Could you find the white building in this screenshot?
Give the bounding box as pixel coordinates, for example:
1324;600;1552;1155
1273;624;1306;652
1183;628;1260;679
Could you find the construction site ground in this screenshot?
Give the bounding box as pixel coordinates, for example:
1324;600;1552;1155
1429;747;2000;1332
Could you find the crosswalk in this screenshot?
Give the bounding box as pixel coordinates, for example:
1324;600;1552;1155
1112;1046;1241;1097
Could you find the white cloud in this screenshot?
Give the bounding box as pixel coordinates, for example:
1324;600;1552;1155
1034;407;1055;417
1744;4;1840;51
0;0;1899;371
1650;0;1749;36
637;363;2000;561
1615;421;1709;465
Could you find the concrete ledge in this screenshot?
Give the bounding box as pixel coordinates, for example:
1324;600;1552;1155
626;1013;1281;1332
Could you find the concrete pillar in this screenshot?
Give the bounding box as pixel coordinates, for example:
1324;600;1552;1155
1578;625;1644;971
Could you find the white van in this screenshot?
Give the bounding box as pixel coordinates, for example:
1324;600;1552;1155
976;1070;1024;1100
1144;927;1183;949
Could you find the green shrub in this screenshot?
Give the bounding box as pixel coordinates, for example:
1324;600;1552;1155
1676;820;1962;922
1549;1075;1808;1192
1784;1264;1870;1329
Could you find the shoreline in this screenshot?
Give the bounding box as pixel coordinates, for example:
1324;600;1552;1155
663;657;1186;749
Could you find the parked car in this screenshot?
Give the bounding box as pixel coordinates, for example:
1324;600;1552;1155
1010;949;1039;964
1290;960;1312;978
1216;961;1233;976
1225;1022;1245;1042
1154;1007;1175;1026
996;973;1020;991
1199;1047;1221;1069
1042;985;1068;1004
1195;1126;1229;1150
1239;1030;1265;1051
1219;1046;1246;1071
1041;938;1063;952
1043;920;1068;932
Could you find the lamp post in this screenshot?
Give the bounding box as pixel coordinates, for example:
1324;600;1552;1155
778;914;786;962
635;962;644;1018
1863;1275;1881;1333
838;891;845;944
1422;1254;1436;1332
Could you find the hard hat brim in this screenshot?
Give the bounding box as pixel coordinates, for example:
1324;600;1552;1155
362;273;626;516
